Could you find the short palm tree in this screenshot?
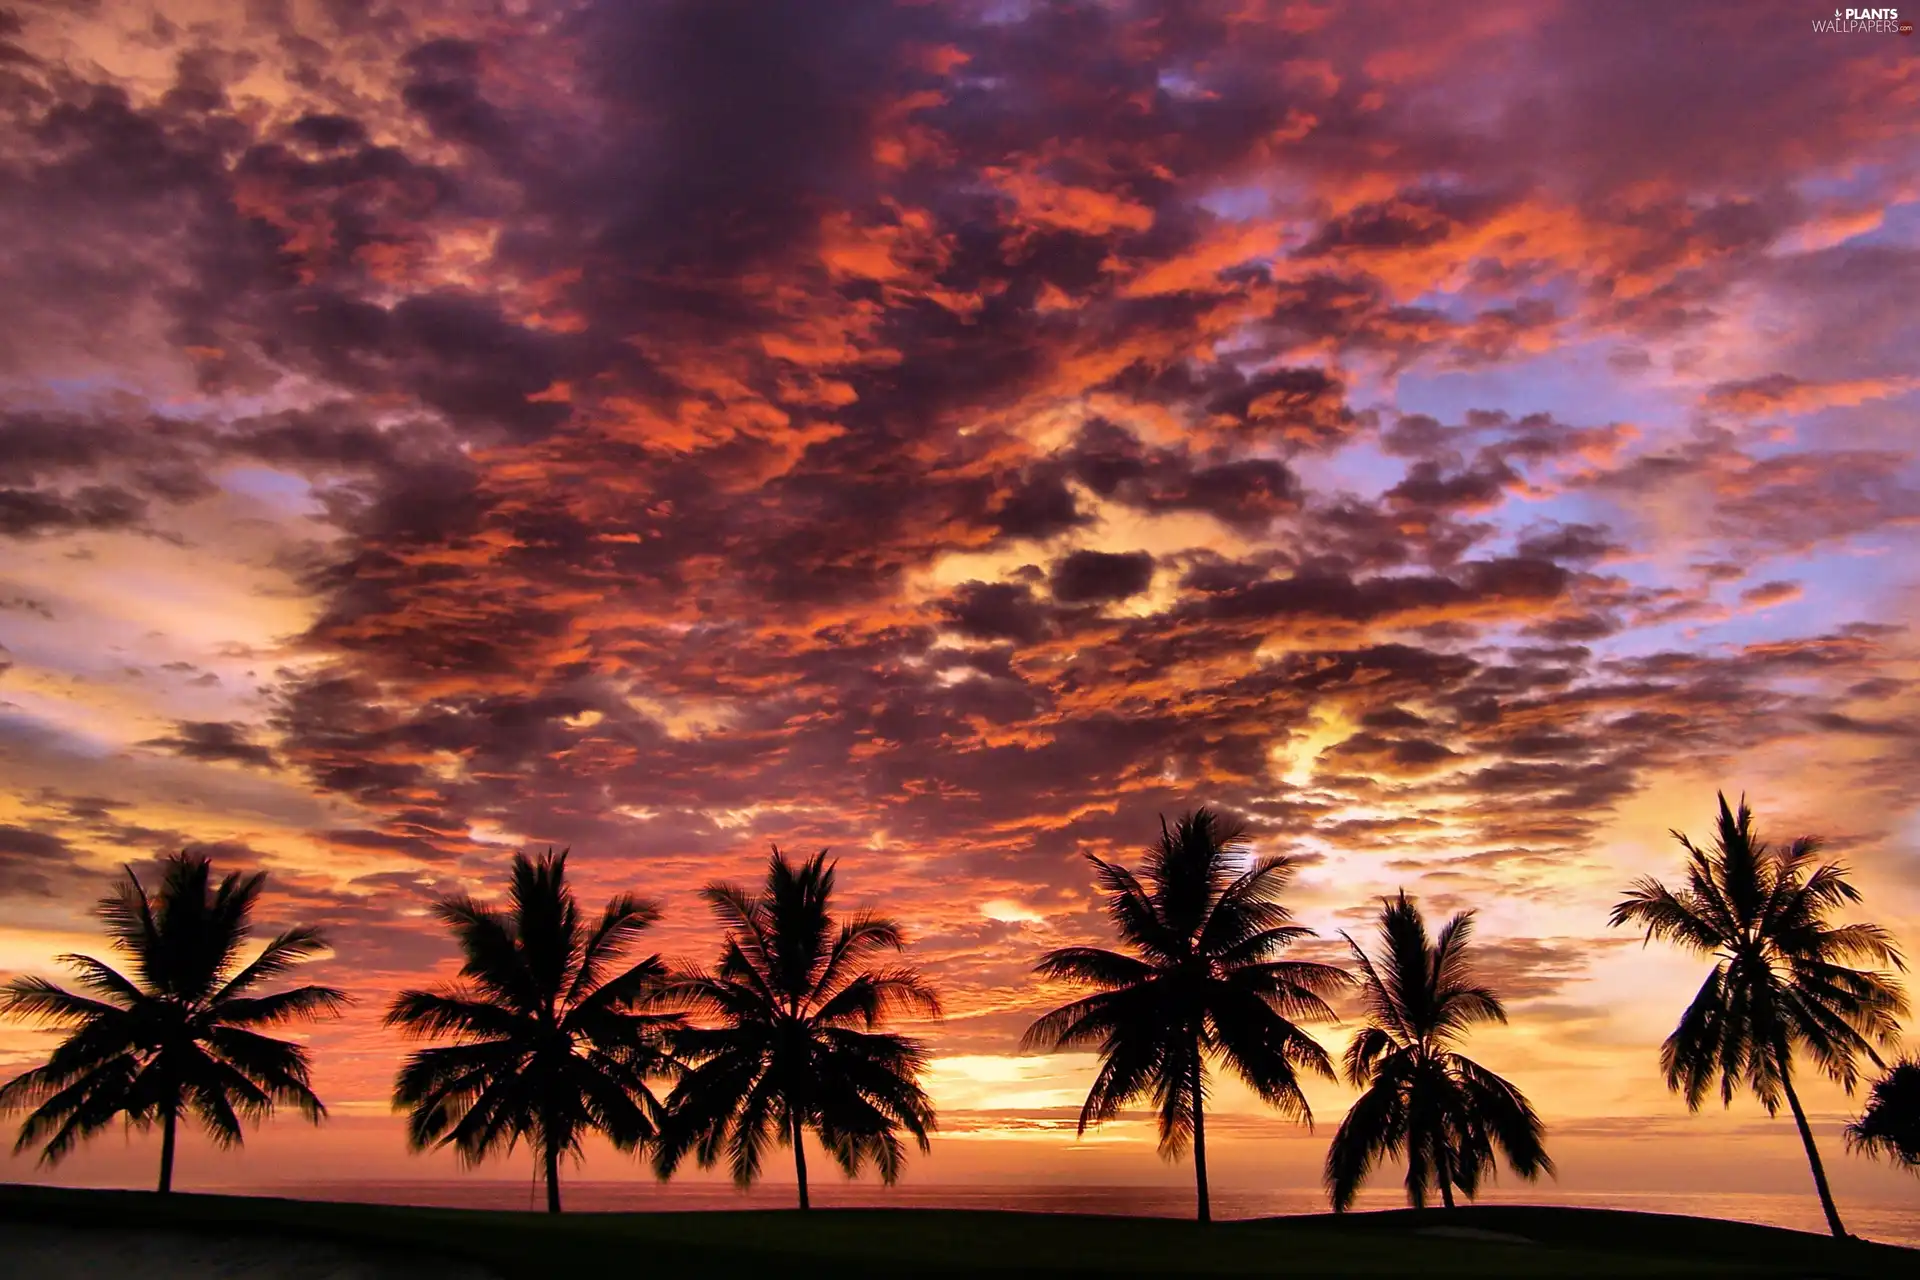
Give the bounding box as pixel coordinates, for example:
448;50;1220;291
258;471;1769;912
1845;1058;1920;1174
0;851;347;1192
1022;808;1350;1223
653;846;940;1209
1325;892;1553;1211
1610;793;1908;1237
386;848;679;1213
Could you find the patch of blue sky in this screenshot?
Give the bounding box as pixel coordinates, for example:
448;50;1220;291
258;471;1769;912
172;393;281;419
9;371;303;426
17;374;135;407
1770;163;1918;253
1291;437;1407;499
1156;68;1210;101
1394;339;1683;434
1196;184;1272;222
1405;287;1463;311
220;465;324;517
1706;550;1883;640
1795;165;1902;205
978;0;1032;24
1595;545;1900;672
1771;391;1920;457
1844;199;1920;250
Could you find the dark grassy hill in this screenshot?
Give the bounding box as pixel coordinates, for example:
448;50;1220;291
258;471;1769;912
2;1183;1913;1277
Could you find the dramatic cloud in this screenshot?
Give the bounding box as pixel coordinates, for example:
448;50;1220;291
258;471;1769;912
0;0;1917;1196
136;720;281;770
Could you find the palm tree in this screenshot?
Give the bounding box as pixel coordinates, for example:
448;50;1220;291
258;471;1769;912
1610;793;1908;1237
1324;891;1553;1212
652;846;940;1209
1845;1058;1920;1174
1022;808;1350;1223
386;848;679;1213
0;851;347;1192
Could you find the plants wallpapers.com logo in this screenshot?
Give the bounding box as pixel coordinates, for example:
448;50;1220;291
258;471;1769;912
1811;7;1915;32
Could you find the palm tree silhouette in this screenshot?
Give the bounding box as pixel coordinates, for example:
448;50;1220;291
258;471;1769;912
0;851;347;1193
1022;808;1350;1223
1610;793;1908;1237
386;848;678;1213
652;846;940;1209
1324;891;1553;1211
1845;1058;1920;1174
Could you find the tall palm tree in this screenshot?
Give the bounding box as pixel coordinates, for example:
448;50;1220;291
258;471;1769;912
1845;1058;1920;1174
0;851;347;1192
652;846;940;1209
1324;892;1553;1212
1610;793;1908;1237
386;848;679;1213
1022;808;1350;1223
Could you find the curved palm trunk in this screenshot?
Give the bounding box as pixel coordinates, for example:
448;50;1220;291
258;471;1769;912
157;1106;178;1195
1780;1069;1847;1238
1191;1050;1211;1225
1435;1140;1456;1210
544;1144;561;1214
791;1112;811;1211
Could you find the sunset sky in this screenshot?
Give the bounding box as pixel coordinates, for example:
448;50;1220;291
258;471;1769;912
2;0;1919;1210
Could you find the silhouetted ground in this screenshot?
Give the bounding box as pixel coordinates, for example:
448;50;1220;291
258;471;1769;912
3;1183;1915;1277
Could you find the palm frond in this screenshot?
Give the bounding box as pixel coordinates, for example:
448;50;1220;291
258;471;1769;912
211;927;333;1003
52;955;145;1006
216;985;351;1028
1207;984;1331;1118
1325;1061;1413;1211
1448;1052;1554;1181
0;977;125;1028
1844;1059;1920;1170
385;988;539;1041
700;883;780;997
432;895;540;1014
1341;1026;1402;1088
10;1056;144;1163
94;867;164;990
1020;987;1144;1053
813;967;942;1028
565;892;663;1008
1609;879;1724;955
1031;946;1155;990
809;911;907;1007
1086;854;1170;959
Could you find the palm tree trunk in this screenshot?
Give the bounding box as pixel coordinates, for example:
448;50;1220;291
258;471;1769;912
1780;1068;1847;1238
791;1112;811;1211
544;1143;561;1214
157;1106;177;1195
1436;1140;1456;1210
1191;1050;1211;1225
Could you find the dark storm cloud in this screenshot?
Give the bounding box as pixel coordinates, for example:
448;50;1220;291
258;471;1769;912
1049;549;1154;604
137;720;280;770
1058;419;1302;530
1515;523;1623;565
0;410;220;538
0;823;82;897
0;485;149;537
1386;458;1517;514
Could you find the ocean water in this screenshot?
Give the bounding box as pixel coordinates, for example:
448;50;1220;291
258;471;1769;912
228;1179;1920;1248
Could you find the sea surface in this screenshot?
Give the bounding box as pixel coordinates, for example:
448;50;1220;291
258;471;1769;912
227;1179;1920;1248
